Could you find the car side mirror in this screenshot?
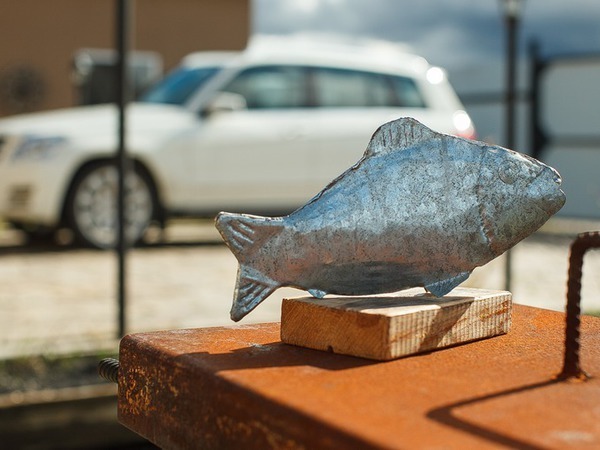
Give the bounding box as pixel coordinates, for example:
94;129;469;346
202;92;247;117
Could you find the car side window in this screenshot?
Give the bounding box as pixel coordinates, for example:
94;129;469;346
389;75;426;108
221;66;308;109
310;67;426;109
311;68;392;107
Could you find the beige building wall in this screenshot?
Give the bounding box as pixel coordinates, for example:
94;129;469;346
0;0;249;117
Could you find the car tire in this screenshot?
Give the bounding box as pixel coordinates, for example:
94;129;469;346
65;162;157;249
9;222;56;244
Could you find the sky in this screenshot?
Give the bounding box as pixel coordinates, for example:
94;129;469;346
252;0;600;72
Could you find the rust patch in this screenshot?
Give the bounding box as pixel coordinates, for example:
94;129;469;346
118;306;600;449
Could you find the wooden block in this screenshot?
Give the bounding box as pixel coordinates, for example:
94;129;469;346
280;287;511;360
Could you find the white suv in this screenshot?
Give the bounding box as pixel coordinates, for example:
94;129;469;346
0;36;475;248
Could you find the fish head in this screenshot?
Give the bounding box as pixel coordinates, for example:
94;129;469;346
476;144;565;254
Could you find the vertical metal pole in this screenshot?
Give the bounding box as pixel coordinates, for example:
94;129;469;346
116;0;130;338
528;40;547;162
503;11;519;292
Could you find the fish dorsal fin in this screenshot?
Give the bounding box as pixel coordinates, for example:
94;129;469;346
215;212;284;262
366;117;439;157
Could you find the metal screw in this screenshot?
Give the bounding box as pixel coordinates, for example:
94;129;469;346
558;231;600;381
98;357;120;384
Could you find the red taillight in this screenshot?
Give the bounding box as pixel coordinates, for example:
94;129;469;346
452;111;476;140
456;128;477;140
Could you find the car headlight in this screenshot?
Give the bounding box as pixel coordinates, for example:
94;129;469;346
11;135;67;162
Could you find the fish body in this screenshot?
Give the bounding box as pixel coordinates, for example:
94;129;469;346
216;118;565;321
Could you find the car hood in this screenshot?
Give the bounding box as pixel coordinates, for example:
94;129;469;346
0;103;197;142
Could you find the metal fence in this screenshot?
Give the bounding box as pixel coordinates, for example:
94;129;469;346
458;40;600;220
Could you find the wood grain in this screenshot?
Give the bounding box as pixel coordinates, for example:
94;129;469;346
280;287;512;360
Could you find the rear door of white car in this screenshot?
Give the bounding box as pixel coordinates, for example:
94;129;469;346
306;67;436;181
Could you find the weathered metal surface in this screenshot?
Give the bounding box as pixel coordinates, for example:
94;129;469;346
216;118;565;321
118;305;600;450
560;231;600;380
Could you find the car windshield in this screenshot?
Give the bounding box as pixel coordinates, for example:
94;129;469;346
141;66;221;105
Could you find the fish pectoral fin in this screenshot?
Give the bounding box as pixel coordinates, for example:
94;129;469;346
215;212;284;261
425;271;471;297
366;117;440;156
308;289;327;299
231;265;280;322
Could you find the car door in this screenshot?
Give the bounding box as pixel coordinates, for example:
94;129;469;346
190;65;323;214
307;67;431;182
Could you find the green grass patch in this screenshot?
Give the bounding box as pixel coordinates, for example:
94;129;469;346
0;351;117;394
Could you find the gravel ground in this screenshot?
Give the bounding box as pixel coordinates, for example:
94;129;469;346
1;218;600;360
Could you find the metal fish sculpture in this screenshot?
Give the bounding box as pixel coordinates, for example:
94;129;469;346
216;117;565;321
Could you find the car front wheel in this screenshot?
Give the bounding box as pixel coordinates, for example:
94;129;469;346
65;162;157;249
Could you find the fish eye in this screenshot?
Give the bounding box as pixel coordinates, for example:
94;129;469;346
498;161;518;185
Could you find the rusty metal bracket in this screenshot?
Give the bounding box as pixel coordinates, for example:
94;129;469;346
559;231;600;381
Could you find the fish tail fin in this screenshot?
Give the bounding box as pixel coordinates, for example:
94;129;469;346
215;212;284;321
231;265;279;321
215;212;283;260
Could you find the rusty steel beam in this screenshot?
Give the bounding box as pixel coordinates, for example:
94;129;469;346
118;305;600;449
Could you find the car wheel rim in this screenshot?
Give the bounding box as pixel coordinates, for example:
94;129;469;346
73;165;153;248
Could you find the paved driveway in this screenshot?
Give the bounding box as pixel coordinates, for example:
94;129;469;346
1;219;599;359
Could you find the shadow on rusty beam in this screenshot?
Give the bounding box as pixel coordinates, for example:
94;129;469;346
174;342;377;372
427;379;558;450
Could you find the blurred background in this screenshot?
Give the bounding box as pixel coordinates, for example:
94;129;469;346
1;0;600;448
